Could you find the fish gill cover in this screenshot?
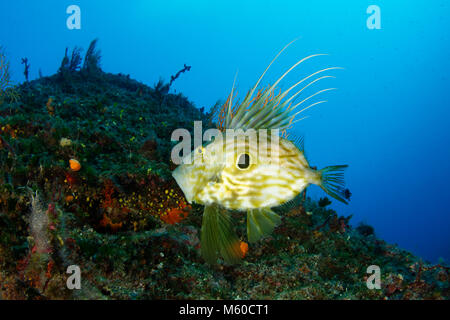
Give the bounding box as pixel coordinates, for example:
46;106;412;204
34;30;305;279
0;41;448;300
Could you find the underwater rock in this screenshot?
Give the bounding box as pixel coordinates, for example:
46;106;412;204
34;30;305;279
356;222;375;237
0;47;447;300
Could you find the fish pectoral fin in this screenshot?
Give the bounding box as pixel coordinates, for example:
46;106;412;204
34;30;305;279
247;208;282;243
201;204;243;265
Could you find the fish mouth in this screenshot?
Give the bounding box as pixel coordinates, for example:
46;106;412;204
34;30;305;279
172;165;195;203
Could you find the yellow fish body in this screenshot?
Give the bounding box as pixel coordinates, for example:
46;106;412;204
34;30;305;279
172;42;348;264
176;134;321;210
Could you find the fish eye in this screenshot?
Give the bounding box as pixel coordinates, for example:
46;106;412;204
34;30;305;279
237;153;251;170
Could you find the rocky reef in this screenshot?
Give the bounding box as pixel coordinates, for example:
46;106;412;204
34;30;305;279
0;43;448;300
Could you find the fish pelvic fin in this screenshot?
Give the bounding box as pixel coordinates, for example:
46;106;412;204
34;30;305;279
317;165;348;204
247;208;282;243
201;204;243;265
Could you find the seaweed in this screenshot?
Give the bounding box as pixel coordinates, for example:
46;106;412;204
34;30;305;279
82;39;101;75
21;58;30;82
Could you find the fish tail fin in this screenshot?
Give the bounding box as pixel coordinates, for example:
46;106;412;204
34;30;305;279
317;165;348;204
247;208;282;243
201;204;243;264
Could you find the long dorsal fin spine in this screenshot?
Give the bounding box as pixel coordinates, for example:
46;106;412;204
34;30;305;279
244;40;298;102
281;75;335;108
289;88;336;111
276;67;341;104
291;100;328;121
223;41;343;132
254;106;290;131
254;76;334;127
251;69;340;130
228;40;298;128
291;101;327;121
289;115;310;126
230;54;325;129
225;73;238;127
245;96;285;129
